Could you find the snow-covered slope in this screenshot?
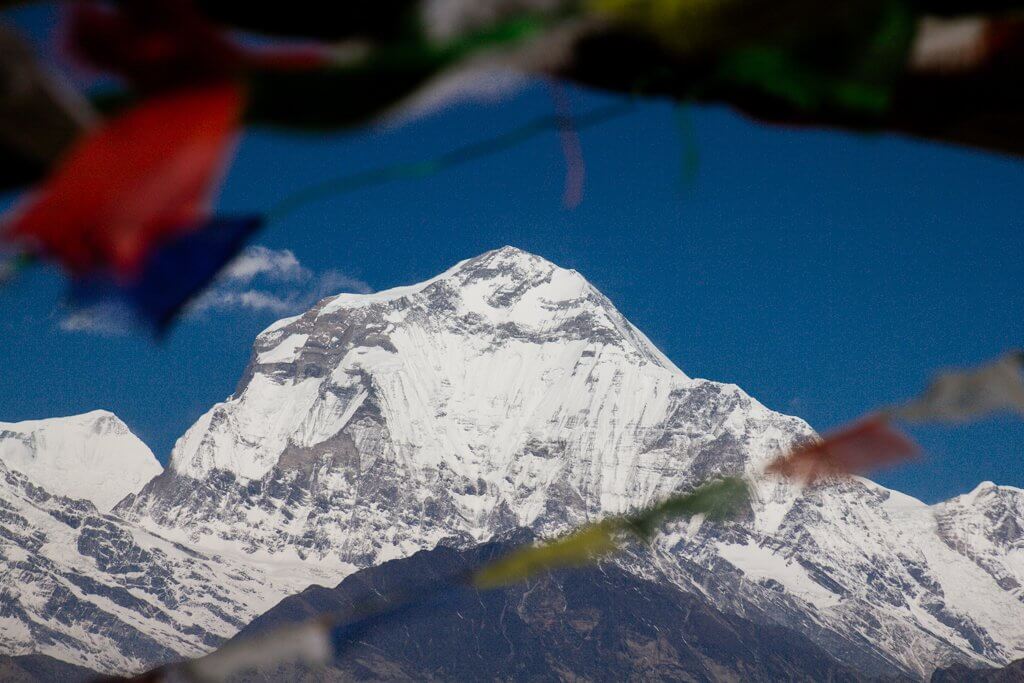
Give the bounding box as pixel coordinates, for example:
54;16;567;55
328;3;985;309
649;476;1024;677
0;456;340;674
0;411;162;511
934;481;1024;604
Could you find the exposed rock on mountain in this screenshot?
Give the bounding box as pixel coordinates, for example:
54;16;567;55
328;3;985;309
0;457;339;674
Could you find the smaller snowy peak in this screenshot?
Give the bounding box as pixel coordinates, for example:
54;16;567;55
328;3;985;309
969;481;1023;502
969;480;999;497
0;411;162;510
938;480;1024;511
938;481;1024;538
931;479;1024;606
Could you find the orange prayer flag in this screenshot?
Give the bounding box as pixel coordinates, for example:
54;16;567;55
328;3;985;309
766;415;918;485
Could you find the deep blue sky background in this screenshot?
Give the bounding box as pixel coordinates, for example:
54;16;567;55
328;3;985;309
3;5;1023;504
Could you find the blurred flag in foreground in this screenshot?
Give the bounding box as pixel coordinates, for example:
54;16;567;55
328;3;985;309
68;215;262;335
2;83;243;276
67;0;245;92
0;25;95;192
766;416;918;486
183;619;333;682
474;477;749;589
890;352;1024;424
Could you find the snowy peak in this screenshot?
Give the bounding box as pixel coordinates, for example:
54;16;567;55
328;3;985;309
163;247;696;483
315;245;577;315
0;411;162;511
933;482;1024;598
425;246;598;324
306;246;679;373
959;480;1024;505
936;481;1024;541
444;247;681;371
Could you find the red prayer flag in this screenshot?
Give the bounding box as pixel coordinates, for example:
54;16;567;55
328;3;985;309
766;415;918;485
3;83;242;276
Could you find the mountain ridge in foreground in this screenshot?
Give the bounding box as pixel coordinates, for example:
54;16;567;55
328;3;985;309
226;536;876;682
0;246;1023;680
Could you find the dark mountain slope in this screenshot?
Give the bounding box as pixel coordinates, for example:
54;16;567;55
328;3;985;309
0;653;97;682
229;537;877;682
932;658;1024;682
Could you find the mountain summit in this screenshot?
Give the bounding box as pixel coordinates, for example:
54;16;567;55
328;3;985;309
124;246;803;557
165;245;690;482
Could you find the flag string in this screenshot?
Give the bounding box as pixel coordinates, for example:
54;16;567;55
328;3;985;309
263;101;635;224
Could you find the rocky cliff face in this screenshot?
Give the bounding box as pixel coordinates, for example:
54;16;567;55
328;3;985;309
3;247;1024;679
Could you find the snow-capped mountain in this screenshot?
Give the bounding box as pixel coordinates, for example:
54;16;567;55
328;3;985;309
122;246;807;565
649;474;1024;677
934;481;1024;604
0;411;161;511
115;246;1024;678
3;247;1024;678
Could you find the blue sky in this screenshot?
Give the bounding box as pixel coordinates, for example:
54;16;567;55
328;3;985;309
2;6;1023;504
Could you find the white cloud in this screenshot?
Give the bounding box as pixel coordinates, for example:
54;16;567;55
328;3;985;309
219;246;308;283
58;302;132;336
193;290;297;314
189;246;372;316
